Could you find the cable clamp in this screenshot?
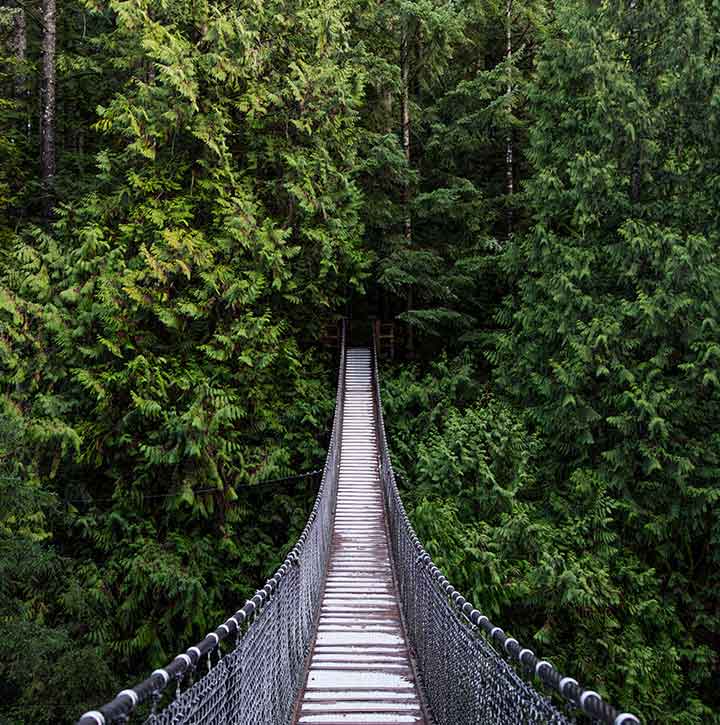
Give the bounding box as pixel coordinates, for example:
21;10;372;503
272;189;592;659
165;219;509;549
151;669;170;687
175;653;191;669
187;646;201;661
579;690;601;710
518;648;534;664
534;660;552;677
80;712;105;725
614;714;640;725
117;689;139;707
559;677;578;697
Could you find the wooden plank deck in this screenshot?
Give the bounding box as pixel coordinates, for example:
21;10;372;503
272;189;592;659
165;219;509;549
294;348;427;725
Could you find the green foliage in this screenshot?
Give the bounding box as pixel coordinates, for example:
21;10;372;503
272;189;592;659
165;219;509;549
491;1;720;720
355;0;549;346
1;0;363;720
383;359;537;611
2;0;719;722
0;398;115;724
383;352;719;722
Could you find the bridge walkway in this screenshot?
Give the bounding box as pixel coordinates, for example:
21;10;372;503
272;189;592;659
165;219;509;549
77;331;638;725
293;348;427;725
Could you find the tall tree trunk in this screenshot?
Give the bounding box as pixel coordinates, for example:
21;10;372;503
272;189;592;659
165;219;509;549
400;21;414;355
41;0;56;219
400;23;411;243
382;86;393;322
505;0;514;237
12;3;26;103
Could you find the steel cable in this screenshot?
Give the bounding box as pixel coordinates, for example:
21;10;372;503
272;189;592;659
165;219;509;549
369;327;640;725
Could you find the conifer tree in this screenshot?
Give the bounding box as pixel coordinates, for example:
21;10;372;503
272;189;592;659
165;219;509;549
369;0;547;345
1;0;367;712
497;1;720;718
40;0;56;217
1;0;718;721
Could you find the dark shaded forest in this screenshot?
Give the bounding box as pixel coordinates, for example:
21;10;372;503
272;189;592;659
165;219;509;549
0;1;718;722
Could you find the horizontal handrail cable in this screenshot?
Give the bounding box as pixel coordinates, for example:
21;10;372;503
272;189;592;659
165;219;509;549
78;324;346;725
63;470;324;505
369;328;640;725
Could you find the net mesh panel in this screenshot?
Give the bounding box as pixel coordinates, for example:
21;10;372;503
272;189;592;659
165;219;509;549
151;590;305;725
370;344;575;725
137;343;346;725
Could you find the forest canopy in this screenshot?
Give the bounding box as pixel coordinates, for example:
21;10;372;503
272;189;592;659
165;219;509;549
0;0;718;723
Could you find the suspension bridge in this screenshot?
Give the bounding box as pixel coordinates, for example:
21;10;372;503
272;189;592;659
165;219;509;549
78;324;640;725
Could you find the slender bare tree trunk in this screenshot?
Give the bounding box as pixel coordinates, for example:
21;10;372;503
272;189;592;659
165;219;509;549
400;23;411;243
12;3;26;102
41;0;57;218
505;0;514;237
400;21;414;355
630;149;641;203
382;86;393;322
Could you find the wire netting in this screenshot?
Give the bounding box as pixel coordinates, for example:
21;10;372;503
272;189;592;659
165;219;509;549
369;333;637;725
78;328;345;725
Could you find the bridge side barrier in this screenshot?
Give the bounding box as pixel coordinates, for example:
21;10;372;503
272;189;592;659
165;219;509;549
78;322;346;725
369;330;640;725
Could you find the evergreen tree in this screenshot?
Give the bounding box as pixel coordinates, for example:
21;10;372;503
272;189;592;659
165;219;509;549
1;0;718;721
1;0;366;717
496;1;720;719
355;0;548;349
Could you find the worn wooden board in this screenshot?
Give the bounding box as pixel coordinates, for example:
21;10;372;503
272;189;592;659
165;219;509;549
294;349;427;725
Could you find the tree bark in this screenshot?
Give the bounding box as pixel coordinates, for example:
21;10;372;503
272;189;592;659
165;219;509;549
400;21;414;355
382;86;393;322
12;3;26;103
505;0;514;237
400;22;411;243
41;0;57;219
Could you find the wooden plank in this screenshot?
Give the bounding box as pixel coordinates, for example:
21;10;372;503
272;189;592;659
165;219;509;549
294;348;427;725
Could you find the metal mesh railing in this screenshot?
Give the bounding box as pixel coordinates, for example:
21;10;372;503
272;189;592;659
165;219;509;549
78;322;640;725
369;329;640;725
78;323;346;725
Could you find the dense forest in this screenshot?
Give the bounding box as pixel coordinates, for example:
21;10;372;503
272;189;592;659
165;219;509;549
0;0;718;722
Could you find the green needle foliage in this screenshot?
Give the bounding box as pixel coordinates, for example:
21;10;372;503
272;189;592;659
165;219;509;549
1;0;365;721
492;1;720;720
381;2;720;721
1;0;719;722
